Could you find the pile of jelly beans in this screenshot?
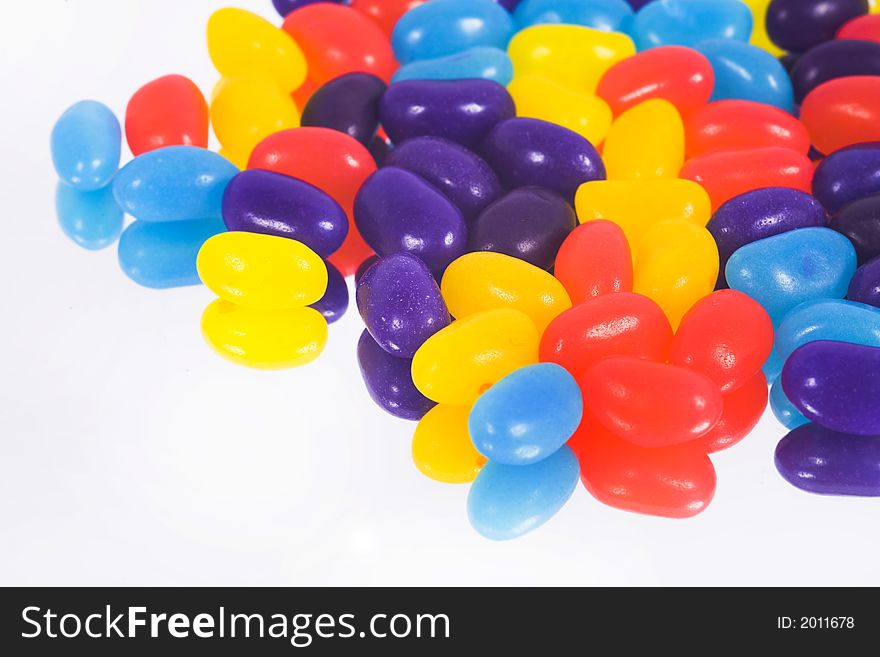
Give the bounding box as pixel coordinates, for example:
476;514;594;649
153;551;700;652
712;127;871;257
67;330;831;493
51;0;880;540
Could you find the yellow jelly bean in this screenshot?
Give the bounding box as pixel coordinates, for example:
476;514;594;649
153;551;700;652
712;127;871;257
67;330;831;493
507;75;612;145
441;252;571;333
197;232;327;310
201;300;327;369
633;219;719;330
602;99;684;180
412;405;487;484
508;24;635;93
207;8;307;92
741;0;784;57
218;147;249;170
412;309;540;406
872;0;879;14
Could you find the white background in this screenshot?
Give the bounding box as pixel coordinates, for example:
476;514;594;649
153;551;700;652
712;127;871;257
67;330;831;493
1;0;876;586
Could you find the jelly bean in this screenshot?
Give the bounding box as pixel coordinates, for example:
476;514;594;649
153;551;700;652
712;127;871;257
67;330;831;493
412;308;540;406
392;47;513;85
310;261;349;324
351;0;427;37
813;144;880;214
385;137;502;222
380;79;515;149
412;405;486;482
695;39;794;112
207;8;306;92
197;232;327;310
273;0;342;18
770;377;809;430
354;167;467;276
775;423;880;496
790;39;880;104
368;134;393;168
554;220;633;303
508;24;635;92
540;292;673;380
125;75;208;156
630;0;753;50
684;100;810;158
480;118;605;201
603;99;684;180
698;371;768;453
357;253;451;358
726;228;857;323
469;187;576;270
596;46;714;117
301;73;386;146
849;257;880;307
358;330;436;421
113;146;237;223
680;147;813;210
55;182;123;251
633;220;719;329
495;0;523;10
118;218;225;289
782;340;880;435
766;0;868;53
282;3;397;84
392;0;514;64
742;0;784;57
441;252;572;332
201;301;327;369
513;0;633;32
51;100;120;191
467;445;579;540
763;347;784;382
775;298;880;359
800;77;880;155
837;12;880;40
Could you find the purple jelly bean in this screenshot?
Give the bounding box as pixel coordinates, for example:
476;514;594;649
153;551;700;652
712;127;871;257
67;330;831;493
708;187;828;287
272;0;341;18
832;193;880;264
494;0;523;11
766;0;869;54
301;73;387;146
790;39;880;104
775;423;880;496
470;186;576;270
813;143;880;214
369;135;393;168
355;254;380;286
848;257;880;308
480;117;606;202
386;137;502;222
782;339;880;436
354;167;468;276
356;252;451;358
379;79;515;149
310;261;349;324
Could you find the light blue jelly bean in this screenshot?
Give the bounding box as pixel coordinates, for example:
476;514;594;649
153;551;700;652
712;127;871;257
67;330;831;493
469;363;583;466
392;0;515;64
112;146;238;222
630;0;752;50
775;299;880;360
55;181;124;251
763;347;784;383
513;0;633;32
50;100;120;191
467;445;579;541
696;39;795;113
770;377;809;430
726;227;857;324
118;218;225;289
392;47;513;85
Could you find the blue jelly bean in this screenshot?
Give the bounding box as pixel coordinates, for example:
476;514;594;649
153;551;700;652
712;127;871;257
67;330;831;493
770;377;809;430
763;347;785;383
813;143;880;214
392;47;513;85
51;100;120;191
766;0;869;54
113;146;238;222
55;181;124;251
469;363;583;466
775;299;880;359
118;218;225;289
301;73;386;146
513;0;633;31
790;39;880;104
630;0;752;51
310;261;349;324
848;257;880;308
467;445;579;541
833;194;880;265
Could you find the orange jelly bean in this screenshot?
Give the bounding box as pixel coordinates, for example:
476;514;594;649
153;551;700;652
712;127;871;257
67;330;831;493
351;0;426;37
695;371;768;454
800;76;880;155
553;220;633;304
124;75;208;156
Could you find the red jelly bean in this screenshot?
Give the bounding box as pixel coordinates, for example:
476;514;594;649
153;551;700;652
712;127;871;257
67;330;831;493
539;292;673;381
596;46;714;117
553;220;633;304
837;13;880;42
124;75;208;156
695;371;768;454
670;289;773;393
680;147;813;210
282;3;398;85
684;100;811;158
800;76;880;155
350;0;426;37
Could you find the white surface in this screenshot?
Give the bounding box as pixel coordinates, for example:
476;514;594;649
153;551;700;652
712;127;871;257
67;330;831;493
1;0;877;587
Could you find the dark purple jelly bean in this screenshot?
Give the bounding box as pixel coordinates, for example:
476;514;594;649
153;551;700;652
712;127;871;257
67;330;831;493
494;0;522;11
782;339;880;435
775;423;880;496
272;0;341;18
301;73;386;146
480;117;606;202
832;193;880;264
386;137;502;222
354;167;468;276
848;256;880;308
779;52;800;74
355;254;380;286
379;79;515;149
221;169;348;258
369;134;393;167
813;143;880;214
356;252;451;358
357;330;436;421
469;186;576;270
790;39;880;104
766;0;868;54
309;261;349;324
708;187;828;286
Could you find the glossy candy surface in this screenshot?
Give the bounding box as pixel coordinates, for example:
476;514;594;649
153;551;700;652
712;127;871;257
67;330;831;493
790;39;880;104
813;144;880;214
51;100;120;191
513;0;633;32
766;0;869;53
770;377;809;430
774;298;880;359
630;0;752;50
392;47;513;85
358;330;436;421
56;183;124;251
311;261;349;324
351;0;427;37
800;77;880;155
125;75;208;155
603;99;684;180
698;371;768;452
837;12;880;40
554;220;633;303
301;73;386;146
412;404;486;483
849;257;880;307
